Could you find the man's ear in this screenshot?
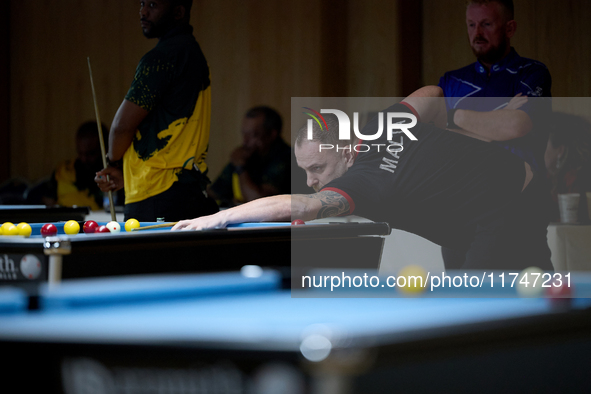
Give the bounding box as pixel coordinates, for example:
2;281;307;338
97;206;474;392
506;20;516;39
343;147;356;168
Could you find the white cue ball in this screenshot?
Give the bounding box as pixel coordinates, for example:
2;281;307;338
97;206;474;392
516;266;545;297
106;221;121;234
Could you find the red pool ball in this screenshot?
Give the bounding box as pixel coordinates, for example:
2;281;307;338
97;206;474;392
83;220;99;234
291;219;305;225
96;225;111;234
40;223;58;237
546;282;573;308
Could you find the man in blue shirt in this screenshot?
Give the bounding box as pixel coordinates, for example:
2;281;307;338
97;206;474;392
438;0;552;269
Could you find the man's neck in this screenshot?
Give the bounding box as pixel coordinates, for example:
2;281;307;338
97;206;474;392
479;46;512;75
158;22;190;40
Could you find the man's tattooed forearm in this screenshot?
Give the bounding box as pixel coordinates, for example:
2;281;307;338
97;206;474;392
304;191;350;219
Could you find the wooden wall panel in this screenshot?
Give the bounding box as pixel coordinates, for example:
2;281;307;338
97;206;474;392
193;0;323;178
0;1;9;183
9;0;324;183
530;1;591;97
398;0;423;96
347;0;402;97
320;0;348;97
10;0;152;183
9;0;590;184
422;0;473;87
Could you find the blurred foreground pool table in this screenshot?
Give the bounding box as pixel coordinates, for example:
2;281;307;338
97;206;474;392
1;270;591;393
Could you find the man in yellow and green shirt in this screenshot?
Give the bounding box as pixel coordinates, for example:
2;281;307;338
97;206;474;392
95;0;217;221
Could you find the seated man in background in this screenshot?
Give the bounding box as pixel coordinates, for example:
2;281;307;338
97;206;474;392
26;121;120;210
208;106;291;207
175;86;553;271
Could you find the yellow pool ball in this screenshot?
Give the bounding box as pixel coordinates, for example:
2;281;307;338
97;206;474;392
125;218;140;232
1;222;14;234
397;265;429;295
4;224;19;236
64;220;81;235
16;222;32;238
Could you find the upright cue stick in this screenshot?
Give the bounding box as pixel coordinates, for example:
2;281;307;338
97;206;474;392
87;57;116;222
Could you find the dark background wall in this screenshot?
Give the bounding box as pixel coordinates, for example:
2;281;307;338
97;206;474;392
1;0;589;184
0;1;9;183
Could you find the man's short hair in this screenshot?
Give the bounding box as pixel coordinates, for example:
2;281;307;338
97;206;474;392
295;113;353;148
466;0;514;21
245;106;283;135
170;0;192;15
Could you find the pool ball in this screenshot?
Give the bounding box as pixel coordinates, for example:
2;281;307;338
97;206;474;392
291;219;305;225
106;221;121;233
40;223;58;237
125;218;140;232
1;222;14;234
83;220;99;234
4;224;19;236
516;266;545;298
241;265;264;278
16;222;32;238
64;220;81;235
397;265;428;295
96;225;111;233
546;281;573;309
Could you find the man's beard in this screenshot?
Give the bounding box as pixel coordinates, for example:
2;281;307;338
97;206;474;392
472;38;508;65
142;13;176;38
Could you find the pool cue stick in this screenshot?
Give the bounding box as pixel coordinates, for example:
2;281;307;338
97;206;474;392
132;222;179;231
87;57;116;222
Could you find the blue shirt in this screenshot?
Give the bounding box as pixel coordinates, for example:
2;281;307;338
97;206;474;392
438;48;552;170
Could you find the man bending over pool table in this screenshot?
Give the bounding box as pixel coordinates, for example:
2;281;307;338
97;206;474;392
173;86;552;271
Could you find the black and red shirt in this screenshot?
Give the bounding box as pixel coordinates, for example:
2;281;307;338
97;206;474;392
322;103;526;249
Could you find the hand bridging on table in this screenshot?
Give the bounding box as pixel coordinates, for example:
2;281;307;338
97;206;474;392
172;213;226;231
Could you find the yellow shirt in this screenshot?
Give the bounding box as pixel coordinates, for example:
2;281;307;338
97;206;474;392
54;160;102;211
123;25;211;204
